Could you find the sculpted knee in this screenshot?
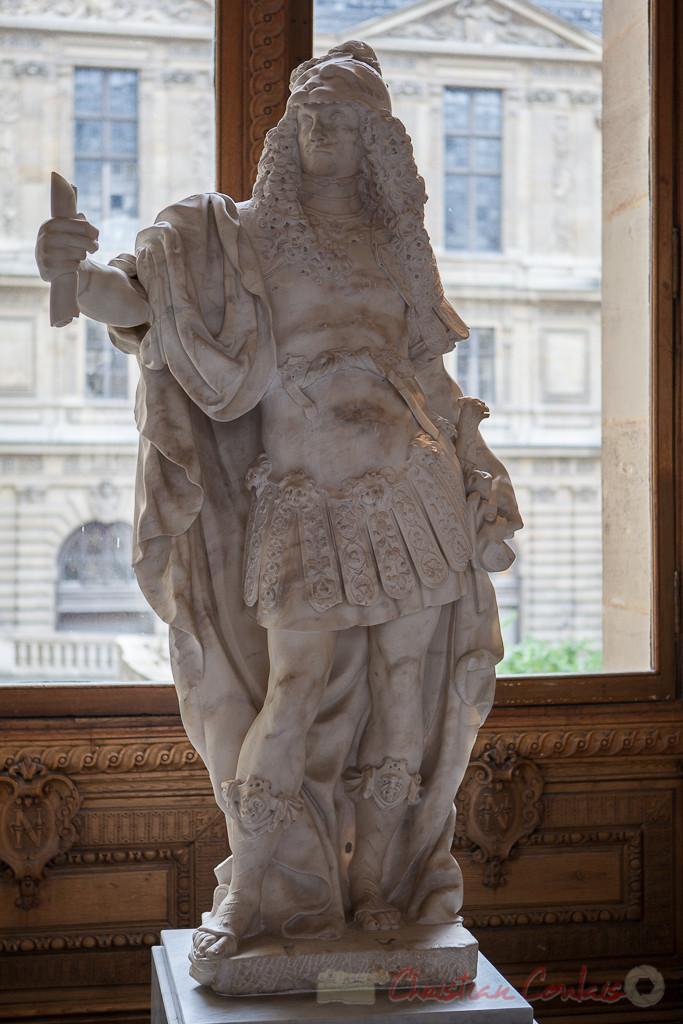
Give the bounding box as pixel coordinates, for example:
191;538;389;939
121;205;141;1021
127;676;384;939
373;645;422;699
266;667;325;727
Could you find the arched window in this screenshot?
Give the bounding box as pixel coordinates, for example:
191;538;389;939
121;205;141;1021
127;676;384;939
56;521;153;633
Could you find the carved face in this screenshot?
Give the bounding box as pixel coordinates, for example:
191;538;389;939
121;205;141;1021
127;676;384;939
297;102;363;179
239;791;268;825
378;772;405;805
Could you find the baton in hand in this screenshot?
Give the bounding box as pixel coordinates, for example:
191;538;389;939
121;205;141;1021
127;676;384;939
49;172;80;328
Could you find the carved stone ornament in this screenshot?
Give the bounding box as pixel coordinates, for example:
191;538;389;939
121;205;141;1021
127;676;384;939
455;740;543;889
0;756;81;909
386;0;573;49
0;0;213;24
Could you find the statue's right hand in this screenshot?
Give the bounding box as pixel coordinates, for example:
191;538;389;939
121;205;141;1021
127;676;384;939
35;215;100;283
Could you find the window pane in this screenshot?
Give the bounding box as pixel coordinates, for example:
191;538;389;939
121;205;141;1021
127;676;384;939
74;68;103;114
109;121;137;156
472;90;502;133
443;88;469;130
74;159;103;224
108;70;138;115
314;0;652;674
444;175;468;250
85;320;128;399
455;327;496;405
474;175;501;251
0;5;215;681
109;161;138;218
75;120;103;154
474;137;501;172
445;136;468;170
444;87;502;251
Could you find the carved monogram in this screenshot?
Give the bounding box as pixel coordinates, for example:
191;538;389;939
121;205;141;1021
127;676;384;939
456;740;543;888
0;756;80;909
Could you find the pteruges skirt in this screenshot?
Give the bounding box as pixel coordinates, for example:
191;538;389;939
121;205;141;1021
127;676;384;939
242;431;474;631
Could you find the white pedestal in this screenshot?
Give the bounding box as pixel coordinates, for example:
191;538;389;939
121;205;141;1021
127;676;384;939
152;930;537;1024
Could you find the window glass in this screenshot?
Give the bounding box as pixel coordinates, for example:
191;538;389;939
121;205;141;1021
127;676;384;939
85;320;129;399
450;328;496;405
0;2;215;682
0;0;654;685
444;87;503;252
56;522;153;635
313;0;652;675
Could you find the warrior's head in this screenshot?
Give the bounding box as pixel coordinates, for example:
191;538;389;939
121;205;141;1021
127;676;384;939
251;43;426;267
251;43;467;354
288;40;389;111
285;43;398;192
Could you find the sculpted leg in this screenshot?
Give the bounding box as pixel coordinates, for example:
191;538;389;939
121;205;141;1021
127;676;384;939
192;629;338;960
346;605;441;930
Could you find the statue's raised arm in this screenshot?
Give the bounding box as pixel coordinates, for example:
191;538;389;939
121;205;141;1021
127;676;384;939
36;184;150;329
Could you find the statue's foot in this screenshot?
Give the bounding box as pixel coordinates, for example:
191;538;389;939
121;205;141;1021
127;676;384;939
191;890;258;961
192;924;238;961
353;887;401;931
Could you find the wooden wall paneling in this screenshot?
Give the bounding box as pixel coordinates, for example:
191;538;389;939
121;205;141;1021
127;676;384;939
453;706;683;1019
0;720;219;1022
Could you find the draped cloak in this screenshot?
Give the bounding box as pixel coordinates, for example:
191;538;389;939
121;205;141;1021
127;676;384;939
109;193;521;938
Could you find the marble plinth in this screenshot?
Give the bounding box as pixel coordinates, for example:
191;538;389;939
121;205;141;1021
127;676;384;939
190;921;478;996
152;929;536;1024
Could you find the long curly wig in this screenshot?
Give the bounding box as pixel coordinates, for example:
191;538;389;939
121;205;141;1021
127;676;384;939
250;103;441;306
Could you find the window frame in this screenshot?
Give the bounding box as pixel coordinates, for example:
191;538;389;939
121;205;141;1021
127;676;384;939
443;86;503;253
1;0;678;717
73;66;139;225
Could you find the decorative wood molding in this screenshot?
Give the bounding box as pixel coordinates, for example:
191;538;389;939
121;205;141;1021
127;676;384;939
247;0;287;182
78;807;221;846
0;757;80;909
0;928;160;955
0;845;193;954
216;0;312;198
455;740;543;888
473;725;683;760
0;741;201;775
460;826;643;929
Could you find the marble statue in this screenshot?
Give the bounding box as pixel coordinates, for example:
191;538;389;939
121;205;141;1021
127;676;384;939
36;41;521;985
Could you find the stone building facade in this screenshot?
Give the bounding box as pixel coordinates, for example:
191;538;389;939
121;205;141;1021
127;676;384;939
0;0;603;678
315;0;603;655
0;1;215;678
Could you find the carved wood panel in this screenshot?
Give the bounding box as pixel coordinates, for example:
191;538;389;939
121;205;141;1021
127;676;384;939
1;710;681;1022
451;714;683;1018
0;720;221;1022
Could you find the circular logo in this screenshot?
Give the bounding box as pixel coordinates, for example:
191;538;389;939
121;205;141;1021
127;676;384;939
624;965;665;1007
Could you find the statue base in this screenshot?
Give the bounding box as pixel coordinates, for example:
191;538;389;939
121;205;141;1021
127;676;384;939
152;928;537;1023
188;920;478;996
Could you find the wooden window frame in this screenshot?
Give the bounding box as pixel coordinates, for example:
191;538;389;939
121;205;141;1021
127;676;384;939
1;0;678;718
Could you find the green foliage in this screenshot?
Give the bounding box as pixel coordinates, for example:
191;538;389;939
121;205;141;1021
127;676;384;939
498;636;603;675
